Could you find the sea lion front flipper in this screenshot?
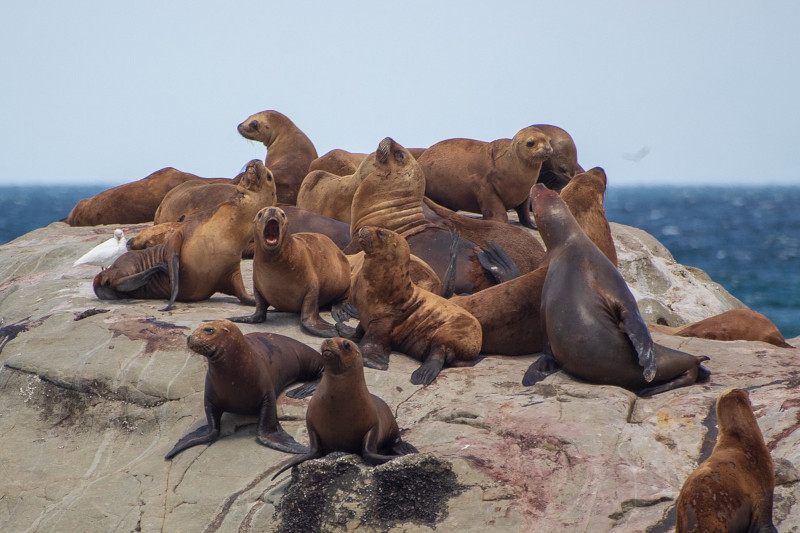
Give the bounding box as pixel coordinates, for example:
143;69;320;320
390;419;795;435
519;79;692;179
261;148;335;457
439;229;460;298
360;319;393;370
515;196;537;230
271;429;322;481
164;401;223;460
299;287;338;338
336;320;364;341
522;354;562;386
410;346;448;386
159;253;181;312
618;304;656;382
113;263;169;292
286;378;321;399
477;241;522;284
256;388;308;454
229;288;269;323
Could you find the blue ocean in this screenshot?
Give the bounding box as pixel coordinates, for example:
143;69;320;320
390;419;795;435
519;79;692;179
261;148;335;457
0;184;797;339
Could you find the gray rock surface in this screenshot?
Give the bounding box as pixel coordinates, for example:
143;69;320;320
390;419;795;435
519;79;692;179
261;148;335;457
0;222;797;532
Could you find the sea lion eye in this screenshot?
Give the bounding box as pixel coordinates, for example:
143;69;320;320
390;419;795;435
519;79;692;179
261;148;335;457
526;140;536;148
343;340;351;350
257;212;263;219
395;151;405;163
266;171;273;181
203;327;215;335
249;121;259;130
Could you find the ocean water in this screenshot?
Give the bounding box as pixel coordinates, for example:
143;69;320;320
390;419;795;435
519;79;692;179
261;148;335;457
0;184;797;339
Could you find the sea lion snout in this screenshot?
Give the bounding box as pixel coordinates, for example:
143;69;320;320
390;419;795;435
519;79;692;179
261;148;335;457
376;137;396;164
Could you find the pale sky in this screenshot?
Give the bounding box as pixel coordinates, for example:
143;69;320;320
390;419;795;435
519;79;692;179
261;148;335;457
2;1;799;187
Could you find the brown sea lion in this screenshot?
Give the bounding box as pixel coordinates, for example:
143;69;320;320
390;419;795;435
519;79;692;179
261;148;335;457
296;153;377;224
526;184;709;395
348;137;509;294
272;337;417;479
343;226;482;385
229;206;350;337
450;169;617;355
530;124;584;192
418;126;552;228
165;320;324;459
237;110;318;205
93;185;261;311
676;388;778;532
650;309;794;348
154;160;275;224
127;222;183;250
66;167;202;226
309;148;427;176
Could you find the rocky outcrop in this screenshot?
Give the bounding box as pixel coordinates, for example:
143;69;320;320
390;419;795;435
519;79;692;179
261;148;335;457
0;222;797;532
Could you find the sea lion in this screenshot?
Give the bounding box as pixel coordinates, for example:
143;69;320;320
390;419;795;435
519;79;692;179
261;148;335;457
229;206;350;337
127;223;183;250
93;185;261;311
650;309;794;348
530;124;584;192
450;170;617;355
348;137;512;294
165;320;324;459
272;337;417;479
66;167;203;226
296;153;377;224
675;388;778;532
526;184;709;395
154;159;276;224
343;226;482;385
418;126;552;228
308;147;427;176
237;110;318;205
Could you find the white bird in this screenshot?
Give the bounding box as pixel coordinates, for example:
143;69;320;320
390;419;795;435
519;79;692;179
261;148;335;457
73;229;128;269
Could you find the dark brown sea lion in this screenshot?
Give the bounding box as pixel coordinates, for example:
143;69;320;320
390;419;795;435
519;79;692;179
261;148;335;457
237;110;318;205
280;205;352;250
650;308;794;348
154;160;275;224
165;320;324;459
229;206;350;337
308;148;427;176
344;226;482;385
272;337;417;479
418;126;552;228
347;137;509;294
66;167;202;226
527;184;709;395
93;186;260;311
296;153;377;224
450;170;617;355
530;124;584;192
676;388;778;533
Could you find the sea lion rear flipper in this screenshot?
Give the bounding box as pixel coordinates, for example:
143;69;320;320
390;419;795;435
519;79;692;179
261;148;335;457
286;378;321;399
113;263;168;292
331;299;359;323
159;253;180;312
389;438;419;456
619;305;656;382
637;369;700;397
362;427;409;466
164;401;223;460
522;354;561;386
477;241;522;284
271;429;322;480
336;320;364;341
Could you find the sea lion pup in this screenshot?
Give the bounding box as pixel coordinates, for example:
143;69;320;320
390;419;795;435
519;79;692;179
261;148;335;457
308;147;427;176
228;206;350;337
526;184;709;396
418;126;552;228
93;187;260;311
676;388;778;533
154;159;276;224
343;226;482;385
66;167;203;226
450;170;617;355
650;308;794;348
296;153;377;224
530;124;584;192
165;320;324;460
348;137;513;294
272;337;417;479
237;110;318;205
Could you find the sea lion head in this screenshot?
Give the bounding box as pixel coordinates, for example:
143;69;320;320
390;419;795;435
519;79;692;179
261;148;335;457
319;337;362;374
560;167;608;215
716;388;757;436
512;127;553;167
238;110;279;144
254;206;288;250
532;183;580;250
237;159;275;194
357;226;409;262
187;319;241;363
